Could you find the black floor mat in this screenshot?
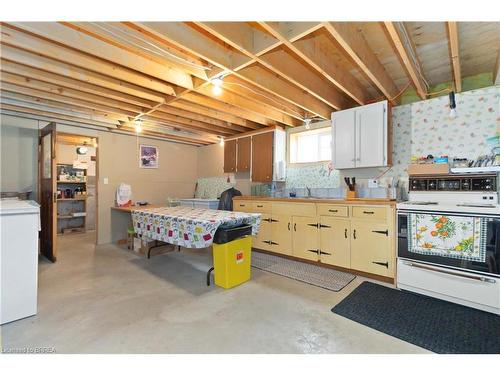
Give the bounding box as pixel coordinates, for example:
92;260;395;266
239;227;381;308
332;281;500;354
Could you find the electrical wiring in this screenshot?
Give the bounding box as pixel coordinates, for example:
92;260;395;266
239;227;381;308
90;22;212;71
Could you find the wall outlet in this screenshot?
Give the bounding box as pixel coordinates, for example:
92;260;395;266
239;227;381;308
368;179;379;188
103;177;109;185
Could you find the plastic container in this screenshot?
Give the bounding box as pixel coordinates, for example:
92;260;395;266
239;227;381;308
212;224;253;289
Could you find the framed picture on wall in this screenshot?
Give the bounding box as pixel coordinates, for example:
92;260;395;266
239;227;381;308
139;144;158;169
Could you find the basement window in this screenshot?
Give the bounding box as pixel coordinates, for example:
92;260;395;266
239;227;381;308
289;127;332;164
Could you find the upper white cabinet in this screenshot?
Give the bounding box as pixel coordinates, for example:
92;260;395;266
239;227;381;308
332;101;389;169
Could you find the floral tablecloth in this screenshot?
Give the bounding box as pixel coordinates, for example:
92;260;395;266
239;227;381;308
132;206;261;249
408;213;487;262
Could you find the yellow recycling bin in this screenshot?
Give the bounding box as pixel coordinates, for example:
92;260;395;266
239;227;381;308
212;225;253;289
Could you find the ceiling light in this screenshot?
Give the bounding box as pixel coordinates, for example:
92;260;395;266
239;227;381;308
212;77;223;96
76;145;88;155
304;118;312;130
219;136;225;147
134;119;143;133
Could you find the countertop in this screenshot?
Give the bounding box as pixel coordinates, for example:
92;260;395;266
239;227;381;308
233;196;397;206
111;204;160;213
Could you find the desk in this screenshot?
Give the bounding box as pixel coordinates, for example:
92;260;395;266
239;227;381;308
110;205;159;244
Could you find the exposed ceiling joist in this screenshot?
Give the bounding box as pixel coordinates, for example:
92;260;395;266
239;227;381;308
258;22;368;105
384;22;428;99
447;22;462;92
322;22;400;104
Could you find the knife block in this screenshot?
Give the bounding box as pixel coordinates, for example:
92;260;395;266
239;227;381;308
346;190;356;199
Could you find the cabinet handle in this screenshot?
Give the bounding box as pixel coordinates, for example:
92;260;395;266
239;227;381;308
256;205;263;208
328;209;338;213
270;241;279;245
372;261;389;268
288;222;291;231
344;228;348;239
308;249;319;254
319;250;331;255
319;224;331;228
270;218;279;223
372;229;389;236
239;204;246;207
363;211;375;215
263;240;272;245
353;229;357;239
262;218;271;223
307;223;319;228
294;223;296;232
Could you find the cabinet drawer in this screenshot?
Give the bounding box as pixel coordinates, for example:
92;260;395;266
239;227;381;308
233;201;251;212
252;201;272;213
317;204;349;217
273;202;316;217
352;206;387;220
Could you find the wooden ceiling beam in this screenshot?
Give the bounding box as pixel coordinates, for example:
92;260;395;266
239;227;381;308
258;22;368;105
0;83;139;119
181;92;279;127
168;100;261;130
8;22;194;90
0;47;167;104
323;22;400;104
156;105;251;133
383;22;427;99
197;22;349;111
0;72;146;114
1;24;180;97
447;22;462;92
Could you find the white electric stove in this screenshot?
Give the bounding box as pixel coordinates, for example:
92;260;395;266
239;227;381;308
397;173;500;315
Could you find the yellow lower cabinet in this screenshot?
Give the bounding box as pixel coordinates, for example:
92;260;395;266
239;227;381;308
350;220;391;277
270;214;293;255
292;216;320;261
318;217;350;268
254;213;272;251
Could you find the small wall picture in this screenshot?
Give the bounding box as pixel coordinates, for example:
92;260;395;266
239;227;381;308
139;144;158;168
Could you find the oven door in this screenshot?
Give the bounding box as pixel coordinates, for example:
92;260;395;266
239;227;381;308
398;210;500;276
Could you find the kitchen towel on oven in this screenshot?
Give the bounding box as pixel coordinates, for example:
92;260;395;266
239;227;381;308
408;213;487;262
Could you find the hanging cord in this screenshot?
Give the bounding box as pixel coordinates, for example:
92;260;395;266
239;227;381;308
91;23;212;71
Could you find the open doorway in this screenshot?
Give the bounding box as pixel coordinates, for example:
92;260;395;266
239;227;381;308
39;131;99;262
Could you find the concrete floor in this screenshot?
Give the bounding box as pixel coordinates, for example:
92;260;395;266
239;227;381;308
1;232;428;353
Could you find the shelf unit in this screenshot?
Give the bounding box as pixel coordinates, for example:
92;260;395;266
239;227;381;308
57;163;87;235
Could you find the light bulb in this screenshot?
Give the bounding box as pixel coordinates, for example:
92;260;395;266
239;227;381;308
212;85;222;96
449;108;457;119
134;119;142;133
219;137;225;147
212;77;223;87
304;118;312;129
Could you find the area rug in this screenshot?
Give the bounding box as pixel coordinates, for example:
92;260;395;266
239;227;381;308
251;251;355;292
331;281;500;354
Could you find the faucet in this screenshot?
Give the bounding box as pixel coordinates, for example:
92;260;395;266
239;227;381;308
306;186;311;198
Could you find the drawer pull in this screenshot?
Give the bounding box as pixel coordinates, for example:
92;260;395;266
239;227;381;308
328;209;338;213
319;224;331;228
403;261;497;283
239;204;246;207
308;249;319;254
307;223;319;228
372;261;389;268
256;205;264;208
372;229;389;236
363;211;375;214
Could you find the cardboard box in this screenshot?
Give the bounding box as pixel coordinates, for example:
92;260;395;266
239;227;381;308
407;164;449;175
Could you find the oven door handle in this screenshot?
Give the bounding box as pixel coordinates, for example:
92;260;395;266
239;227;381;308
402;261;497;284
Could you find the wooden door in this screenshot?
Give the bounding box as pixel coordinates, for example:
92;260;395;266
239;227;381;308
251;132;273;182
332;109;356;169
223;139;236;173
253;213;272;251
39;123;57;262
356;102;386;168
350;220;391;276
270;214;292;255
292;216;319;261
319;217;350;268
236;136;251;172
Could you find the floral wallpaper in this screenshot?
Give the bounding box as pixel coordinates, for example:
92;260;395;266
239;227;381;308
195;176;234;199
285;162;340;188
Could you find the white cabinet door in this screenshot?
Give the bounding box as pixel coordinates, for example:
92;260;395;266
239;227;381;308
332;109;356;169
356;101;387;168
